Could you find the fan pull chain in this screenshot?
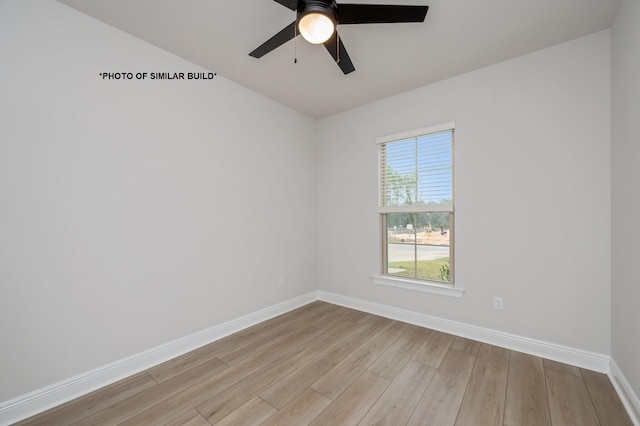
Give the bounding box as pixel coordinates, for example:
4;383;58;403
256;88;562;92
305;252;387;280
294;23;298;64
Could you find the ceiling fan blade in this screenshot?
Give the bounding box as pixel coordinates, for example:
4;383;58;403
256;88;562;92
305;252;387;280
323;31;355;75
272;0;298;10
337;4;428;24
249;22;297;58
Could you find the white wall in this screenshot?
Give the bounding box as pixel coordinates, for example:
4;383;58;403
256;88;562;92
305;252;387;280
317;31;611;354
612;0;640;403
0;0;316;402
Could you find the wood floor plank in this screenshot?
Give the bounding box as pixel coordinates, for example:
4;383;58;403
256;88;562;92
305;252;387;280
412;330;455;368
147;304;320;383
546;368;600;426
309;305;370;331
455;344;509;426
450;336;482;356
147;348;219;384
544;358;581;377
214;396;277;426
407;348;476;426
282;303;344;328
164;409;211;426
504;351;551;426
343;308;372;323
218;320;323;366
73;358;227;425
310;371;390;426
200;316;379;421
360;360;436;425
581;368;633;425
120;325;323;425
196;329;332;424
367;325;431;381
14;372;157;426
259;316;386;409
354;312;380;324
310;319;407;400
262;388;332;426
219;318;324;365
303;300;336;314
217;324;320;366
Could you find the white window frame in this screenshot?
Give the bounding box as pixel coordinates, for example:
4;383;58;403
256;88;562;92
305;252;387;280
371;122;464;298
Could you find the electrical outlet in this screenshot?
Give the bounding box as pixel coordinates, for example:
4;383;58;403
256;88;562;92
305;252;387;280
278;276;285;287
494;296;504;310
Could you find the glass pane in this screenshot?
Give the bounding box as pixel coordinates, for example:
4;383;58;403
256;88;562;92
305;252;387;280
386;212;451;283
416;212;450;282
386;213;416;279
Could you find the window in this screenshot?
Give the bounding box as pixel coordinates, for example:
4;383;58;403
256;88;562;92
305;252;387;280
378;122;454;286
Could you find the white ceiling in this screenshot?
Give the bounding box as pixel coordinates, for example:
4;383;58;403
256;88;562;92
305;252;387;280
58;0;620;118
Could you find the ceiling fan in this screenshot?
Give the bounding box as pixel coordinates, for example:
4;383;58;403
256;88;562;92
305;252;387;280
249;0;429;74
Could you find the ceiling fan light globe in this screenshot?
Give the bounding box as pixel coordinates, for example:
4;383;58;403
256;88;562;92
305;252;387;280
299;13;335;44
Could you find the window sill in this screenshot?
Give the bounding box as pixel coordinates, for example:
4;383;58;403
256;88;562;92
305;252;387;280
371;275;465;298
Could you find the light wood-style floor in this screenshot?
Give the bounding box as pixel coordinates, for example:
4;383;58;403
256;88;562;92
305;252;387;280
17;301;632;426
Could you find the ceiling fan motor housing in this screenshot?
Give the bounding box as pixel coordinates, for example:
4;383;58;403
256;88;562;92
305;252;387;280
297;0;338;25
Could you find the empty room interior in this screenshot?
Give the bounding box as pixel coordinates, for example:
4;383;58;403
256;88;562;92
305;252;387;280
1;0;639;424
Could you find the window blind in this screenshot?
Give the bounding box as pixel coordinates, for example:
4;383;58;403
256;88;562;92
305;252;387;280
379;128;453;213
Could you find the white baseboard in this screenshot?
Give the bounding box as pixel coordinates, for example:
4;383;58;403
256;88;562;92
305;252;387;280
610;359;640;425
318;290;610;373
0;291;318;426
